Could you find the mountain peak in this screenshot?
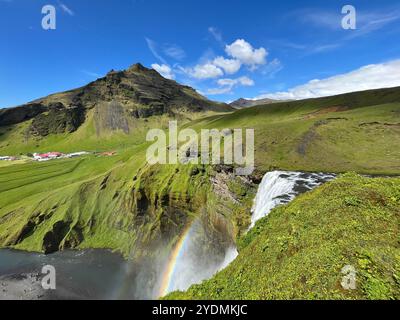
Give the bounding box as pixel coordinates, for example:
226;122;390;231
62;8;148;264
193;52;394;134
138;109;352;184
127;63;149;73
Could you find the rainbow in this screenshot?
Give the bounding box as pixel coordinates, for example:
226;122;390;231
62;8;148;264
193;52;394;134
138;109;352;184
158;221;195;297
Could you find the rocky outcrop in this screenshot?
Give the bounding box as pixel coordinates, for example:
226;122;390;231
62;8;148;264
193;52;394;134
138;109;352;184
30;103;86;136
0;103;47;126
42;221;70;254
94;101;130;135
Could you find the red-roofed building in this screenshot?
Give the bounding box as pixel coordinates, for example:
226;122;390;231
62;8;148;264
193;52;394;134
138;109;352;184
34;152;64;161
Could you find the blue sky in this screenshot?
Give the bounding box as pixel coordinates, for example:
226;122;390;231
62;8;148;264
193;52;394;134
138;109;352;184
1;0;400;108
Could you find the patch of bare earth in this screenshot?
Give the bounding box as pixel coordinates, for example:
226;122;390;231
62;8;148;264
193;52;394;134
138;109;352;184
303;106;349;120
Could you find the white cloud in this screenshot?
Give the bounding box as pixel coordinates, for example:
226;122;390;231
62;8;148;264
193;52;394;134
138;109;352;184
212;57;242;74
297;7;400;37
239;76;255;86
310;43;342;54
225;39;268;70
282;7;400;56
207;86;233;95
345;10;400;40
184;63;224;79
81;70;101;78
208;76;254;95
163;44;186;60
184;57;241;80
216;78;237;87
58;2;74;16
145;38;167;64
145;38;186;63
217;76;254;87
298;9;342;30
208;27;224;44
261;58;283;77
151;63;175;80
181;39;270;80
254;60;400;100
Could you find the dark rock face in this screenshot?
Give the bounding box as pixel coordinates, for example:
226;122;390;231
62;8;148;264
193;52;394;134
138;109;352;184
0;103;47;126
42;221;70;254
30;104;86;136
136;189;150;217
94;101;130;135
131;103;167;119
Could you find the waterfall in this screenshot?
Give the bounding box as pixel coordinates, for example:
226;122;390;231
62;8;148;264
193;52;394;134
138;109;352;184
157;170;335;297
217;247;239;271
250;171;336;228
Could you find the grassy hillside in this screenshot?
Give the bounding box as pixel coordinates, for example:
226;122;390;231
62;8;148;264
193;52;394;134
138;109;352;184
0;145;144;254
166;174;400;300
187;86;400;175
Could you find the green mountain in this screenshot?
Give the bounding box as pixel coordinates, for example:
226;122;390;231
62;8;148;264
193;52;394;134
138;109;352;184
0;63;232;155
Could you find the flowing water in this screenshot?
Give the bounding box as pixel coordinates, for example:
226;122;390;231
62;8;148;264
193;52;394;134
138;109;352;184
0;249;128;300
250;171;336;227
0;171;335;300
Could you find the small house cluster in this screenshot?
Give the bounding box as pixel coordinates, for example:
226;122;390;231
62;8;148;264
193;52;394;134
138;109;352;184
1;150;115;164
0;156;17;161
33;151;90;162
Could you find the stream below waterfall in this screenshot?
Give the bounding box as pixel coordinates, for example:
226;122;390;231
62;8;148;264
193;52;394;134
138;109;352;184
0;171;335;300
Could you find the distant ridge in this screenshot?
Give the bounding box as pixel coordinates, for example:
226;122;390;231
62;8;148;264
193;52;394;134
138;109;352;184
230;97;286;109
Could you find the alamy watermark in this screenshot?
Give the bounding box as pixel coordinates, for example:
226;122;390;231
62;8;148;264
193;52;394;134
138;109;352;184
342;5;357;30
40;5;356;31
41;5;56;30
41;265;56;290
146;121;255;176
